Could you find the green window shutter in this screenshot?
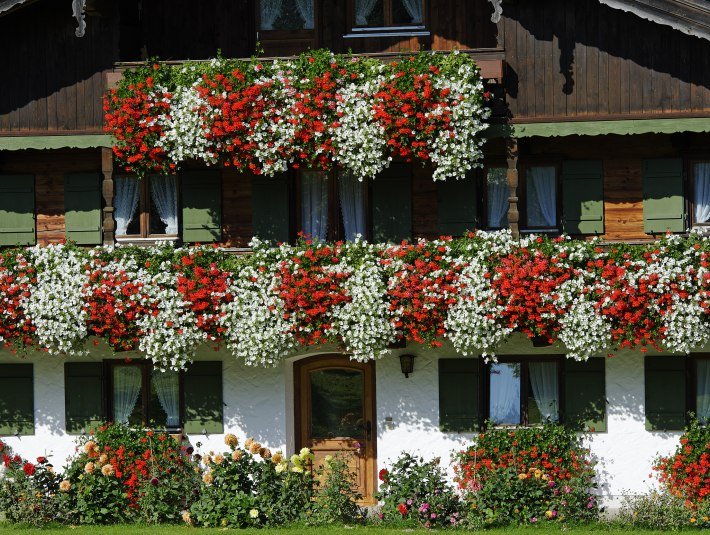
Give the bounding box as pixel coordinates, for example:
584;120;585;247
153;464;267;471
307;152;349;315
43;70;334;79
0;364;34;436
439;358;479;432
64;362;104;435
372;163;412;243
564;358;607;432
181;171;222;243
645;356;686;431
252;174;290;242
184;361;223;434
0;175;35;246
562;160;604;235
64;173;102;245
642;158;685;234
437;175;478;236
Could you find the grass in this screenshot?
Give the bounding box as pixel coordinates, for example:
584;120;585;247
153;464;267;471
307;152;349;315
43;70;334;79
0;526;704;534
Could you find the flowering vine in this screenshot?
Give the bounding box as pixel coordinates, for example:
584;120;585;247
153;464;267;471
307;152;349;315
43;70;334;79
0;232;707;370
105;50;491;181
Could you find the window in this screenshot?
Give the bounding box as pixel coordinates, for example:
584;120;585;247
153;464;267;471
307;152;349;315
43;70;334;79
352;0;424;27
438;357;606;432
0;174;35;247
0;363;34;436
297;169;367;241
523;166;559;231
108;361;180;429
115;175;178;239
646;355;710;431
692;161;710;227
259;0;315;31
488;360;560;426
486;167;509;229
64;360;224;434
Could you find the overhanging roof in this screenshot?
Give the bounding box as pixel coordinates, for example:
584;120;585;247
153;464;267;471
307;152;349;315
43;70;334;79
598;0;710;41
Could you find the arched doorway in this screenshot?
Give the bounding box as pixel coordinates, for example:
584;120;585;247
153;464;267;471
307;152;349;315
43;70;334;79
294;355;376;503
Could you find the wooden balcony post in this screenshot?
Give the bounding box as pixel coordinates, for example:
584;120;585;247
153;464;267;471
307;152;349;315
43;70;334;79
506;137;520;239
101;147;115;245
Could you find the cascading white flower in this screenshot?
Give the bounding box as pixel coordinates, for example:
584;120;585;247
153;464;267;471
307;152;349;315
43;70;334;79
220;263;297;367
332;75;390;181
331;245;394;362
137;260;206;371
445;259;511;360
25;244;88;355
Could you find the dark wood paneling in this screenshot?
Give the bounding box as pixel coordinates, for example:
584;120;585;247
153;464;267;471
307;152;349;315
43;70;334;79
503;0;710;120
221;169;253;248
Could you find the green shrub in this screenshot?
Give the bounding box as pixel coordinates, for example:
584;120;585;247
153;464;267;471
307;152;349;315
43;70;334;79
59;424;199;524
308;454;364;525
376;452;463;528
617;491;710;530
453;423;600;526
189;436;313;528
0;444;63;527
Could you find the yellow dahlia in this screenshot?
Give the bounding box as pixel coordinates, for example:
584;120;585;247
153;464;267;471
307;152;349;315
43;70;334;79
224;434;238;448
59;480;71;492
84;462;95;474
231;450;243;461
101;464;114;477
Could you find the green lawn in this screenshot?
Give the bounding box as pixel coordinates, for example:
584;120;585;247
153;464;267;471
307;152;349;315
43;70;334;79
0;527;703;534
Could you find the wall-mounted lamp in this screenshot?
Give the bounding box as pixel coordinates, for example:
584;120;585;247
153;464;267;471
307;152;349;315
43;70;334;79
399;354;416;378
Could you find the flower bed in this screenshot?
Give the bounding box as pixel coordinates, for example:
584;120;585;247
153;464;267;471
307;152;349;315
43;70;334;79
453;424;599;526
0;231;707;370
104;49;491;180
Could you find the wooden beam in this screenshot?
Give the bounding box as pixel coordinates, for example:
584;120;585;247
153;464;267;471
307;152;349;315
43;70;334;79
101;147;115;245
506;137;519;239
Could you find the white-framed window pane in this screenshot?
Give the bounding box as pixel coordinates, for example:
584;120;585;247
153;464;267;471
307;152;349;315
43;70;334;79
489;362;521;425
694;162;710;225
527;166;557;228
487;167;509;229
697;360;710;423
528;362;559;423
261;0;314;30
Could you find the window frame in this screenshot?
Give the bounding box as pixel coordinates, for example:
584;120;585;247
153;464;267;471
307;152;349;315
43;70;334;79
483;356;564;427
114;175;180;241
255;0;318;39
345;0;429;37
520;162;562;234
105;360;185;431
689;159;710;229
688;354;710;422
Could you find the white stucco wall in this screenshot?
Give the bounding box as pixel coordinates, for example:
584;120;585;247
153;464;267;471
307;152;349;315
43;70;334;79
0;338;701;511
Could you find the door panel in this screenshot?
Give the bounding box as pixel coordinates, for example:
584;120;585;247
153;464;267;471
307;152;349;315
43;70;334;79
295;355;376;503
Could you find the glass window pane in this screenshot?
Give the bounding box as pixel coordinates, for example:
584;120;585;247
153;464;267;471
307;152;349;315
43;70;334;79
355;0;384;26
697;360;710;423
489;363;521;425
152;370;180;428
338;172;366;241
393;0;423;24
149;175;177;236
528;362;559;423
262;0;314;30
300;171;329;241
124;202;141;236
527;166;557;228
113;366;143;426
694;162;710;225
487;167;509;229
115;177;141;236
310;369;364;439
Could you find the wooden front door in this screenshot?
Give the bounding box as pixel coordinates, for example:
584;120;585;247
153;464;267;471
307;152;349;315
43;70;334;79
295;355;376;503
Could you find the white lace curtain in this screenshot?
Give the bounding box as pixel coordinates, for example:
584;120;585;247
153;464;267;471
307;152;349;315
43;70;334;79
260;0;283;29
339;172;366;240
527;166;557;228
150;175;178;235
487;167;509;229
694;162;710;225
113;366;142;424
355;0;379;25
529;362;559;422
295;0;315;29
489;363;521;424
152;370;180;428
697;360;710;423
114;177;140;236
301;171;329;240
401;0;423;23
